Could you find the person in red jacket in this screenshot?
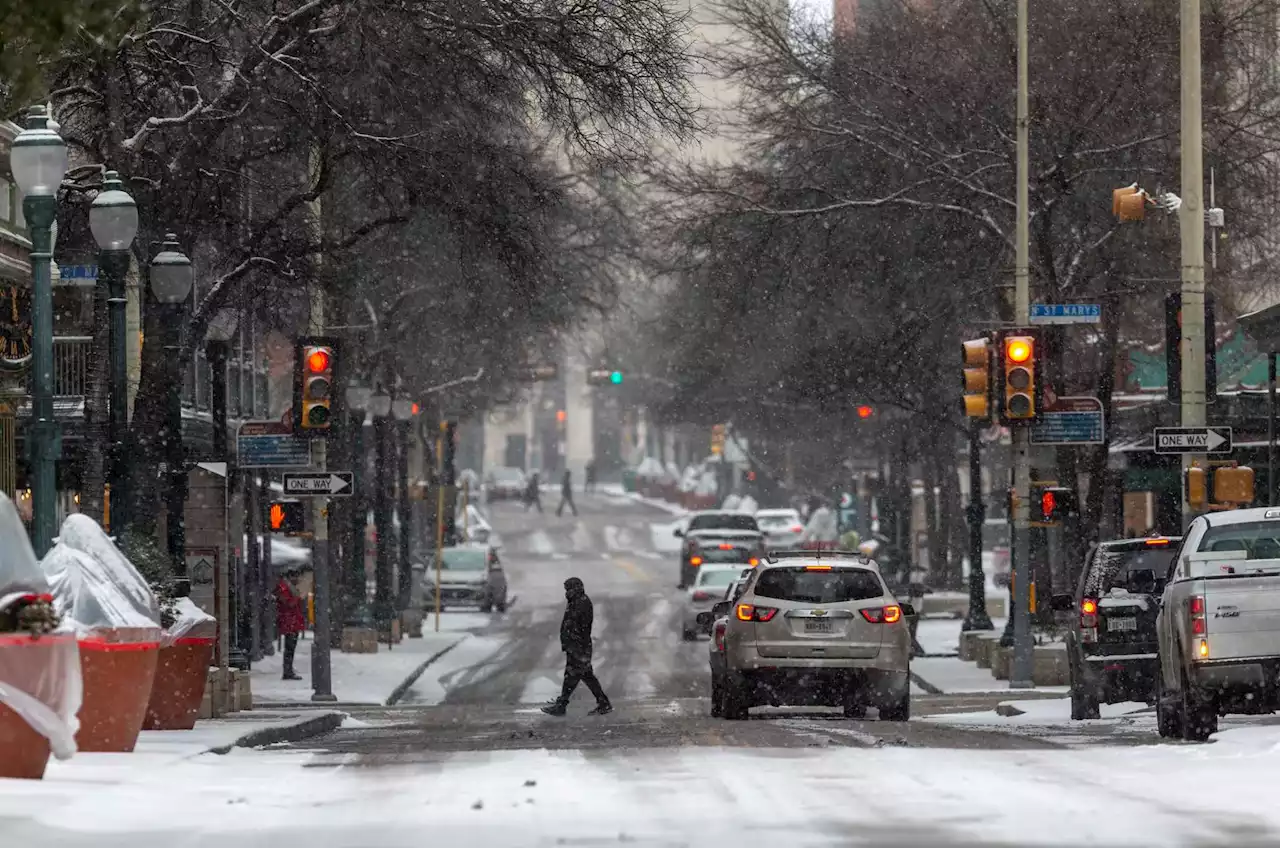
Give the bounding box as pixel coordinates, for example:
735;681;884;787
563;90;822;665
274;571;306;681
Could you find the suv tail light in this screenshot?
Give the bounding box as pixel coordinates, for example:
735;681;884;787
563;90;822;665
713;620;728;651
690;556;703;566
692;590;714;602
791;525;803;533
1190;594;1206;636
748;557;759;567
736;603;778;622
1080;597;1099;641
860;604;902;624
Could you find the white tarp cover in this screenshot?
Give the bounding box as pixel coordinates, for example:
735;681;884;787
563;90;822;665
43;514;161;641
162;597;217;649
0;492;81;759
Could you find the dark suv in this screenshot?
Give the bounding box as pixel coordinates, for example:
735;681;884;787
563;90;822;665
1053;536;1180;720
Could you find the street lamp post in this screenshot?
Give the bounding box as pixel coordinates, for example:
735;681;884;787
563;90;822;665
150;235;194;588
89;170;139;538
205;307;241;674
343;379;373;633
10;106;68;557
392;396;414;612
369;387;394;637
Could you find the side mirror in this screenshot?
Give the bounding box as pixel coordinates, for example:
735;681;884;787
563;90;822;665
673;528;685;538
1050;594;1074;612
899;602;916;618
695;611;714;628
711;601;731;619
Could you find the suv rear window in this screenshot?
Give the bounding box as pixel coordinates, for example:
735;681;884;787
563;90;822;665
753;567;883;603
1083;542;1179;596
689;514;759;532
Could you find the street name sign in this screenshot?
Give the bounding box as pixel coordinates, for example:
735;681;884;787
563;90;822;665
1030;396;1105;445
282;472;354;497
1029;303;1102;325
1153;427;1232;454
236;420;312;468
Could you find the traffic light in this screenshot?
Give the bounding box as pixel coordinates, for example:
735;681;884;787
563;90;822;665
1214;465;1255;505
293;336;338;433
961;336;994;420
587;368;624;386
268;501;305;534
1031;486;1077;524
1000;330;1041;423
1112;185;1147;222
856;405;873;419
711;424;726;456
1186;464;1208;511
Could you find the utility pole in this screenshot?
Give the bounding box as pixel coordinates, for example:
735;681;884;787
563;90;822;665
1179;0;1207;526
963;424;992;631
1009;0;1035;689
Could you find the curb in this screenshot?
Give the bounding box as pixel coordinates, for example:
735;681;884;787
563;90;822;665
384;637;466;706
910;671;945;696
208;711;346;754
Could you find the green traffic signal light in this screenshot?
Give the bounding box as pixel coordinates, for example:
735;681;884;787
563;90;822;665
610;371;623;385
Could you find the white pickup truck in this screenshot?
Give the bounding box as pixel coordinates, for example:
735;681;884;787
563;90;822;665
1156;507;1280;741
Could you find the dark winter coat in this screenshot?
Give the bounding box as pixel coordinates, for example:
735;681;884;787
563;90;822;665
560;581;593;658
275;579;306;635
561;471;573;497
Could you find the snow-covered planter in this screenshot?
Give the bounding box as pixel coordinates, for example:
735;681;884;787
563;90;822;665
0;491;81;780
44;515;161;752
143;598;216;731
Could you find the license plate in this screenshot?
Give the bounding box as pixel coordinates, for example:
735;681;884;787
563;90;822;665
1107;616;1137;632
804;619;833;633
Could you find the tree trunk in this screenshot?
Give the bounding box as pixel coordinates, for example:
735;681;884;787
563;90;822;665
80;279;110;523
123;284;174;539
1081;277;1122;551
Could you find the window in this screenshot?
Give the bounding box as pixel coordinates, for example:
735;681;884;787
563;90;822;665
439;548;487;571
753;567;884;603
695;567;745;588
1084;544;1178;597
1198;521;1280;560
688;513;759;532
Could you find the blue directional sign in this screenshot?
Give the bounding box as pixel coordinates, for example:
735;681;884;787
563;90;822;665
1029;303;1102;324
236;421;312;468
1031;397;1105;445
57;264;98;284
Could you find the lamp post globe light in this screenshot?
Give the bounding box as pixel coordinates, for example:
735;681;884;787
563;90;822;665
90;170;139;539
10;106;69;557
343;379;374;631
150;235;194;587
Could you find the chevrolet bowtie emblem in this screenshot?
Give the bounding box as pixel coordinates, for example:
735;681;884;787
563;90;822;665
811;609;828;617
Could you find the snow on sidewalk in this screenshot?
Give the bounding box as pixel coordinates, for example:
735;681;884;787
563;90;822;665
252;615;483;705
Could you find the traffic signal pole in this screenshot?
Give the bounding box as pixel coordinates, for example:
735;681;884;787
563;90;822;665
1009;0;1035;689
1179;0;1207;527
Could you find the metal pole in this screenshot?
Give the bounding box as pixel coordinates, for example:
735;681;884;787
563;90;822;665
1269;352;1276;507
373;412;394;631
25;194;58;557
104;249;131;538
345;411;370;627
1180;0;1207;526
1009;0;1034;689
165;302;188;589
397;418;412;610
310;439;336;700
963;424;992;631
434;423;445;633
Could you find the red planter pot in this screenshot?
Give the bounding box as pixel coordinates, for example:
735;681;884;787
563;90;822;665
76;632;159;752
143;638;214;731
0;633;70;780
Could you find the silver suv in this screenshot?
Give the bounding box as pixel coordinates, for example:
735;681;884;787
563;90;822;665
716;552;914;720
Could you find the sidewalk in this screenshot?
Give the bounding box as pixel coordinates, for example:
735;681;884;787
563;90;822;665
252;617;479;706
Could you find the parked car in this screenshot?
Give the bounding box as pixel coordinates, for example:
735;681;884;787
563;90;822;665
755;508;805;551
709;550;914;721
483;467;527;502
674;511;764;588
682;565;753;641
1053;536;1180;720
1156;508;1280;741
424;544;507;613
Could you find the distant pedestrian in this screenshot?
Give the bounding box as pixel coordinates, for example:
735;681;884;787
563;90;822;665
542;577;611;717
524;471;543;513
585;459;597;494
274;571;306;681
557;469;578;517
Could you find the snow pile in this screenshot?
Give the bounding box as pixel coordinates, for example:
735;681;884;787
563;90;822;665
43;514;161;642
161;597;216;648
0;492;82;759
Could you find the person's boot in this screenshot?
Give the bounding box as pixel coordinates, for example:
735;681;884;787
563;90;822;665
283;671;302;681
541;701;568;717
588;701;613;716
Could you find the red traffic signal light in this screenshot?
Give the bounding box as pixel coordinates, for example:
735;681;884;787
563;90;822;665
306;348;332;374
1001;330;1040;423
268;501;304;533
1041;490;1056;520
293;337;338;433
856;405;873;419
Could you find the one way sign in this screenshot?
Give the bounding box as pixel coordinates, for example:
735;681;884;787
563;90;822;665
282;472;354;497
1153;427;1233;455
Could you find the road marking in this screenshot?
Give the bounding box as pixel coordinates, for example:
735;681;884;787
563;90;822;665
613;556;652;582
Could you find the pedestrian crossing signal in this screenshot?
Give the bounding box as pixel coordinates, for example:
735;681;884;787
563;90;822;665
268;501;305;534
